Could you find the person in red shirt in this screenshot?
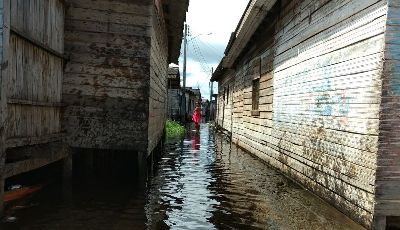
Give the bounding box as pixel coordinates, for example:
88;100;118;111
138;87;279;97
192;102;201;131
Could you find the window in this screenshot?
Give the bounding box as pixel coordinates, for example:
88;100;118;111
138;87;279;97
252;79;260;112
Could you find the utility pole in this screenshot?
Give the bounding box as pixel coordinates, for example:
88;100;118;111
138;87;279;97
210;67;213;101
209;67;213;120
181;23;188;122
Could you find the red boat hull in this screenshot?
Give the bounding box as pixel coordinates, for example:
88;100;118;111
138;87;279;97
4;185;44;203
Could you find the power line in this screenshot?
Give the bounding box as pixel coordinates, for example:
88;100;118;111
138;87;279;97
189;43;209;73
195;38;224;59
191;38;211;73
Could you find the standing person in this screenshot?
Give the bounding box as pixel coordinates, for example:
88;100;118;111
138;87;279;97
192;102;201;131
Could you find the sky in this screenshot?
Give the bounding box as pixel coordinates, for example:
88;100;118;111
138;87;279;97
176;0;249;100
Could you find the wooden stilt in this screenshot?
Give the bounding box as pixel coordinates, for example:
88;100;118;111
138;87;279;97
84;150;94;176
373;216;386;230
63;153;73;180
137;152;147;187
0;176;4;217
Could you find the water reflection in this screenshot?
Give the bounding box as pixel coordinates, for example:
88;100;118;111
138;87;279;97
1;123;364;230
147;125;217;229
191;132;200;151
146;124;364;230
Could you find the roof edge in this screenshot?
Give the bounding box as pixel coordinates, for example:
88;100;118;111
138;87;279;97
222;0;277;68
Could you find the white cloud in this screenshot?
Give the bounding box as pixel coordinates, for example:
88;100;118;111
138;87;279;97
177;0;249;99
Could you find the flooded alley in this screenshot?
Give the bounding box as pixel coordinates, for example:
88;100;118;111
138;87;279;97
2;0;400;229
1;124;363;230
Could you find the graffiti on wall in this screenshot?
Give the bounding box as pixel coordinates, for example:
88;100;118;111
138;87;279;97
273;64;353;129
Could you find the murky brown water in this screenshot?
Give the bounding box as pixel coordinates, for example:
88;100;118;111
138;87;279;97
1;123;364;230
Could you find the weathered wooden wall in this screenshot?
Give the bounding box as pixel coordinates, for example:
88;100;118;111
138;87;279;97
216;71;234;135
374;0;400;227
0;0;10;215
167;89;181;119
148;4;168;154
63;0;152;152
167;68;180;119
217;0;389;228
6;0;64;148
0;0;66;213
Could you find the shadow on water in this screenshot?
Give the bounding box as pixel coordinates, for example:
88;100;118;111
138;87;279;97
1;150;148;230
1;123;365;230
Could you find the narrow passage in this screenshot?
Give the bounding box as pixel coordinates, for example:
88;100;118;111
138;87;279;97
1;124;364;230
146;123;363;229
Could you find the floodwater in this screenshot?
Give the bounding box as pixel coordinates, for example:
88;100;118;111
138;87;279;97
1;123;364;230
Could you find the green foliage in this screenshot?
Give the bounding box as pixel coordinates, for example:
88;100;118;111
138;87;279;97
165;119;185;139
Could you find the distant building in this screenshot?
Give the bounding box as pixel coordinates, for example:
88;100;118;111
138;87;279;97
167;67;181;120
183;87;201;121
212;0;400;229
201;99;210;119
209;94;218;121
63;0;189;156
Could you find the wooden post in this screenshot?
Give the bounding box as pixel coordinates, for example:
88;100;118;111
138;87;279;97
181;23;188;122
373;216;386;230
0;177;4;216
0;91;5;216
63;153;73;180
0;0;10;216
137;151;147;188
148;150;154;177
84;149;94;176
62;152;73;203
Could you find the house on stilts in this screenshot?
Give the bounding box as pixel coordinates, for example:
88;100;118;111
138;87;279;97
212;0;400;229
0;0;188;214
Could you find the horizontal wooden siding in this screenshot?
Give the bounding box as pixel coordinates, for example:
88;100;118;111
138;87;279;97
221;0;388;227
148;5;168;154
63;0;152;151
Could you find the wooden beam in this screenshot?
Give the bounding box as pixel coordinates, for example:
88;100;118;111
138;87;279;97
0;0;11;216
10;27;65;60
6;133;65;149
373;216;386;230
7;99;65;108
4;143;70;179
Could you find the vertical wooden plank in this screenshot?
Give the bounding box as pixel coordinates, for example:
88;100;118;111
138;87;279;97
0;0;10;215
373;216;387;230
0;0;5;215
4;0;64;141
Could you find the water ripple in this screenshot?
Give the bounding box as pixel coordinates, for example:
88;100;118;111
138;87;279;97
146;124;364;230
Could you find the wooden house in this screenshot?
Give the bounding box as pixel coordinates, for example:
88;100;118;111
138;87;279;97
63;0;189;157
167;67;181;119
183;87;201;120
0;0;188;214
212;0;400;229
0;0;68;214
